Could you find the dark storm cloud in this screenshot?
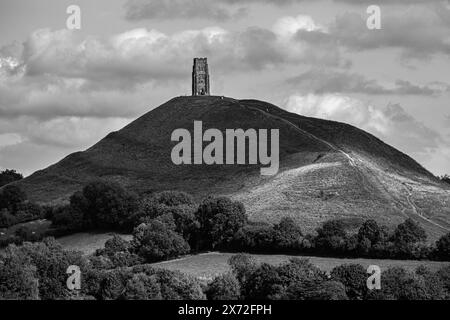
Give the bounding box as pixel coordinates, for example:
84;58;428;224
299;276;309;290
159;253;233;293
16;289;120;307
287;69;450;96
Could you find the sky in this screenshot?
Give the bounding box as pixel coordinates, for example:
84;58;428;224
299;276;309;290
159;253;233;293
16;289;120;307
0;0;449;176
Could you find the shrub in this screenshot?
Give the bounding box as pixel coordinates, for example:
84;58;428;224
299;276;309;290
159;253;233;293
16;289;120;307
1;238;87;300
231;223;275;252
14;225;44;242
132;268;205;300
50;205;84;233
436;265;450;295
435;232;450;261
153;191;195;207
206;273;241;300
243;263;283;300
132;221;190;262
228;254;258;287
392;218;427;245
330;264;367;299
98;268;133;300
374;267;428;300
0;169;23;187
196;197;247;249
272;217;303;251
71;180;139;231
315;219;347;253
306;281;348;300
0;246;39;299
0;185;27;212
124;273;162;300
358;220;382;245
0;208;17;228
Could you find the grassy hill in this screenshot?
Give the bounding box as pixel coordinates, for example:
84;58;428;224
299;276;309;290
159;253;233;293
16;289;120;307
9;96;450;240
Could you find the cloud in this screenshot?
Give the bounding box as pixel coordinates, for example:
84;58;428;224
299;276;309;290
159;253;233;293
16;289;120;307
287;69;450;96
284;93;443;157
124;0;248;21
329;5;450;59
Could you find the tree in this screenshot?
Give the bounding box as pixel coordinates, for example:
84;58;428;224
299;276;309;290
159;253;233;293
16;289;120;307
228;254;258;287
435;232;450;261
330;264;367;300
243;263;283;300
0;185;27;211
153;191;195;207
315;219;347;253
206;273;241;300
132;220;190;262
0;208;17;228
373;267;428;300
0;169;23;187
306;281;348;300
124;273;162;300
392;218;427;245
71;180;139;231
0;246;39;299
272;217;303;251
99;268;132;300
196;196;247;249
436;265;450;295
231;223;275;252
358;220;382;245
440;175;450;185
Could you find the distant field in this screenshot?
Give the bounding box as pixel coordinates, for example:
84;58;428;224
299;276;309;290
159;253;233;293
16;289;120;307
57;232;133;255
152;252;450;281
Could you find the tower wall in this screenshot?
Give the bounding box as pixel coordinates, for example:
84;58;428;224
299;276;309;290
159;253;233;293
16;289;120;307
192;58;210;96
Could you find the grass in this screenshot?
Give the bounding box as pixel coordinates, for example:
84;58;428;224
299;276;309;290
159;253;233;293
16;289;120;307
152;252;450;281
56;232;133;255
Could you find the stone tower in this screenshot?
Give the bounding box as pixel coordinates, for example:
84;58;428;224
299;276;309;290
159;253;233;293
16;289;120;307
192;58;210;96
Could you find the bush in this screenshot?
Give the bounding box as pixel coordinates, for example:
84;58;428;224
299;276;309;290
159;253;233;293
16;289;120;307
0;247;39;299
373;267;428;300
50;205;84;233
132;221;190;262
272;217;303;251
392;218;427;245
436;265;450;295
0;185;27;212
435;232;450;261
278;259;327;300
243;263;283;300
71;181;139;231
0;208;17;228
196;197;247;249
231;223;275;252
130;266;205;300
228;254;258;287
153;191;195;207
314;219;347;253
358;219;382;245
96;235;143;268
306;281;348;300
124;273;162;300
1;238;87;300
15;225;44;242
206;273;240;300
98;268;133;300
330;264;367;299
0;169;23;187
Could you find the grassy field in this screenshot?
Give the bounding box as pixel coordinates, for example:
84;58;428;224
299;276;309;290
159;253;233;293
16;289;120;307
57;232;133;255
152;252;450;281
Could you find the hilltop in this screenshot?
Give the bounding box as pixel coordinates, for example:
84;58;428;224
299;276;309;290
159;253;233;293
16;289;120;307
11;96;450;240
